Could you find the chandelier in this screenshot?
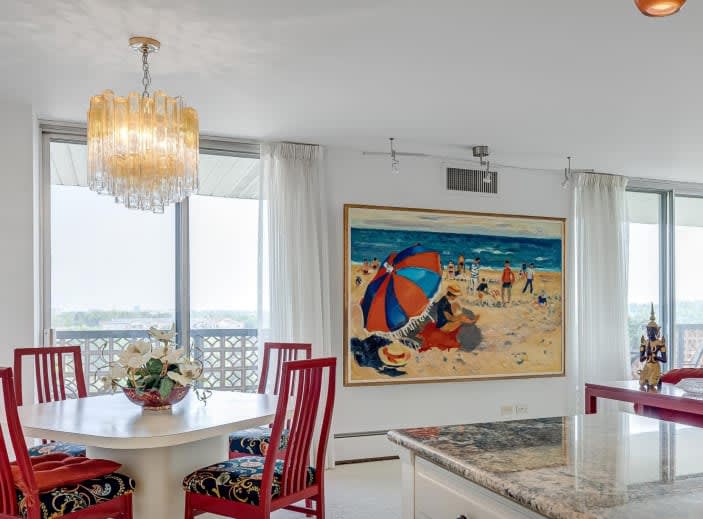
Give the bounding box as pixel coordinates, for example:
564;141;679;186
87;37;199;212
634;0;686;17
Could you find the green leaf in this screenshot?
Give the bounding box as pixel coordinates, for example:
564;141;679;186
146;358;164;376
140;375;159;390
159;377;175;399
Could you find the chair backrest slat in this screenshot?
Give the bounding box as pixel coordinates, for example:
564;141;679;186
258;342;312;395
49;352;60;403
14;346;87;406
260;357;336;507
0;368;38;517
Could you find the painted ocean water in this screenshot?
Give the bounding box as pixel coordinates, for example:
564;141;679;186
350;227;562;271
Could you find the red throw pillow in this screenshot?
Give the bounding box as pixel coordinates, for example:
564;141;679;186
11;455;122;493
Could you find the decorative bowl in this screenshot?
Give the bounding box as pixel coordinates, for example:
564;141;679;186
121;385;190;411
675;379;703;395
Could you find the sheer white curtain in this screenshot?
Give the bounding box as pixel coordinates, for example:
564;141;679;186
257;142;334;466
569;172;630;413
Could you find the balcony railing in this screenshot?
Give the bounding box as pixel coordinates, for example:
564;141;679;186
55;328;259;395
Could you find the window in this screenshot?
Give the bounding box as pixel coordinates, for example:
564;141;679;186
674;196;703;368
44;133;260;393
188;153;260;391
626;191;663;378
626;187;703;373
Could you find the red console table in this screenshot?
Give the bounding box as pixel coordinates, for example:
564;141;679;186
585;380;703;417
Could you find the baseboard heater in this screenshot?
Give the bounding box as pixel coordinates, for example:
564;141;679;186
333;430;399;465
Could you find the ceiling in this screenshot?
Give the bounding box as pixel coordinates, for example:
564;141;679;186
3;0;703;181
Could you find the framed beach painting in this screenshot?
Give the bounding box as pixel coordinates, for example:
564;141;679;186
343;204;566;386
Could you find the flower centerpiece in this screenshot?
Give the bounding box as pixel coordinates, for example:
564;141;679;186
101;325;203;411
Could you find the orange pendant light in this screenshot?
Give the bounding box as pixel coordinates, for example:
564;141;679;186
635;0;686;17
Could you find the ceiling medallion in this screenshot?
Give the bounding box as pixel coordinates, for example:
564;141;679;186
635;0;686;17
87;36;199;213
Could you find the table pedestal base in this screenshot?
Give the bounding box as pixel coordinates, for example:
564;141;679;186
88;434;228;519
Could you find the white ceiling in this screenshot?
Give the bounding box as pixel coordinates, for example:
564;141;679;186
3;0;703;181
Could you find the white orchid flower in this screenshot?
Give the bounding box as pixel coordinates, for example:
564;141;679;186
150;345;166;359
124;340;152;356
126;353;144;369
148;324;176;343
109;365;128;380
164;349;184;364
100;375;113;391
178;361;202;380
167;371;192;387
117;349;136;367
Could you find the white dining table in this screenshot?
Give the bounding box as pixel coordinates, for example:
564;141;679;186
14;390;279;518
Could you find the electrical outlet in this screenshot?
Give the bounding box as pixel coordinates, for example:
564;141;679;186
500;405;514;417
515;404;529;415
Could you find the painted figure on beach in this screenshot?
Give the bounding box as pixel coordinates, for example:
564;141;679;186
345;205;565;386
469;257;481;291
417;283;480;352
523;263;535;294
501;260;516;306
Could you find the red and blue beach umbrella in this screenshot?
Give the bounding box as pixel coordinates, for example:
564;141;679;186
360;245;442;334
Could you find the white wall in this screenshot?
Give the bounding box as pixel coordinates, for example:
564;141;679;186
0;102;35;367
325;147;572;460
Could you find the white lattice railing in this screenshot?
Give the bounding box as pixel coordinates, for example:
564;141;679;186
54;329;259;395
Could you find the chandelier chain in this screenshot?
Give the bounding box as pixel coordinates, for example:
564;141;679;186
141;46;151;98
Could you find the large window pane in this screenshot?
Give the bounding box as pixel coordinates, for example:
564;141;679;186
627;191;662;378
674;196;703;368
189;153;259;391
50;142;176;393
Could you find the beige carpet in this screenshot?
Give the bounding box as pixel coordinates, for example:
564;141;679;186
272;460;401;519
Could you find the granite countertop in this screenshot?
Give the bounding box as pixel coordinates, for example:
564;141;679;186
388;412;703;519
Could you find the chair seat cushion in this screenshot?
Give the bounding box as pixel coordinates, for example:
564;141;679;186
183;456;315;506
11;453;122;492
28;441;86;458
229;426;289;456
16;472;135;519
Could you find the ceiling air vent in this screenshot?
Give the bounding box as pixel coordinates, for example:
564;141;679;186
446;167;498;194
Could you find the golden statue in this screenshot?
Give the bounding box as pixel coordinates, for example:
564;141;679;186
639;304;667;389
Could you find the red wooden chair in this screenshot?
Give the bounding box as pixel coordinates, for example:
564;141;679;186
636;368;703;427
229;342;312;459
183;357;336;519
0;367;135;519
14;347;88;457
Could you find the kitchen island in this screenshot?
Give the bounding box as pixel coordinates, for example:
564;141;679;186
388;412;703;519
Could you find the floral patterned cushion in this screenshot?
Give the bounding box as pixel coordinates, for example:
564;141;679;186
28;442;86;458
228;426;289;456
183;456;315;506
16;472;135;519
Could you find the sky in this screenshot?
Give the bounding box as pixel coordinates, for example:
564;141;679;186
349;206;563;239
51;185;258;314
628;223;703;305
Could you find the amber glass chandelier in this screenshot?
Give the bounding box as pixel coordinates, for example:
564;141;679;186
87;37;199;213
634;0;686;17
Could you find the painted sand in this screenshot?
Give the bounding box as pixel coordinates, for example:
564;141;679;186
347;265;563;383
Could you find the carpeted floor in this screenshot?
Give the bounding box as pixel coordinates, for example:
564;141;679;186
272;460;401;519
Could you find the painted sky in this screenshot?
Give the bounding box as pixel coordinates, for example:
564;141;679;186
349;207;563;240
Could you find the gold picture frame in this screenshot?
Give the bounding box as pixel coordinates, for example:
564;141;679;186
343;204;566;386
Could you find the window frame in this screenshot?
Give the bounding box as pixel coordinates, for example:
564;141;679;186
627;177;703;369
38;121;260;352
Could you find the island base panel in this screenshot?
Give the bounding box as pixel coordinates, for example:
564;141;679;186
413;457;543;519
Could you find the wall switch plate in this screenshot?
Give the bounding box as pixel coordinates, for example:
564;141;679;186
500;405;514;416
515;404;529;415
